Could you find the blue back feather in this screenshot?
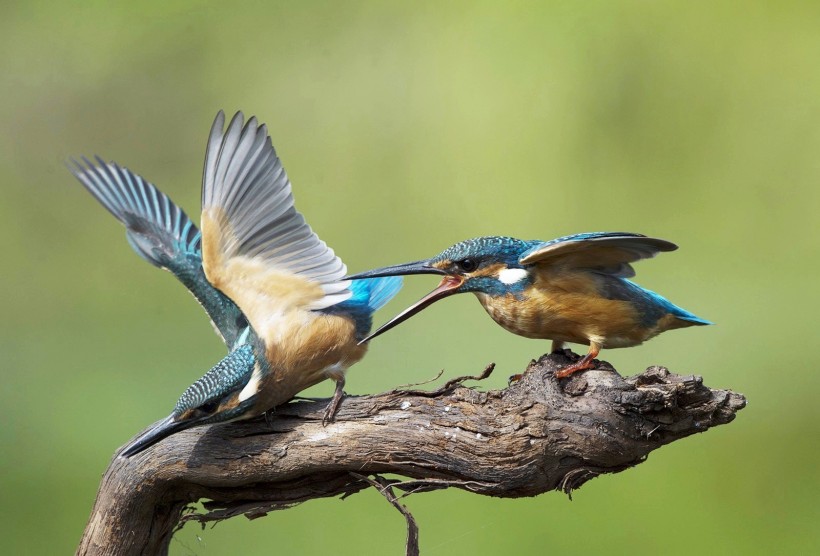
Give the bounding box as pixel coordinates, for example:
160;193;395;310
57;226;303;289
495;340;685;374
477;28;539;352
352;276;403;311
602;279;712;327
321;276;403;338
639;285;712;325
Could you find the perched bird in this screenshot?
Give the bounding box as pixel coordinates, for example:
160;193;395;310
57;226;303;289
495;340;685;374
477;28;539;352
346;233;710;378
70;111;401;457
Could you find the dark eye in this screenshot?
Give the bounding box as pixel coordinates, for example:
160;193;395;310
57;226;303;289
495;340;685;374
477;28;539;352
199;400;219;413
457;258;478;272
235;315;248;329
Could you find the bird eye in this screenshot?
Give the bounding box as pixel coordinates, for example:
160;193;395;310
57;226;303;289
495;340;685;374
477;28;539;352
457;258;478;272
200;400;219;413
235;315;248;329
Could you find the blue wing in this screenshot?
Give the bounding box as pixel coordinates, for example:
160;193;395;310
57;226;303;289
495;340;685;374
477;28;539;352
69;156;245;346
519;232;677;278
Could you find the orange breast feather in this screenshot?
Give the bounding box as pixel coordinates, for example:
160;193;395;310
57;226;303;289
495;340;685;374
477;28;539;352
476;270;645;347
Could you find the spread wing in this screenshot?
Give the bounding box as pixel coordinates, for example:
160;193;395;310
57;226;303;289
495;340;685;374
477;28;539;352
518;232;677;278
200;111;351;341
70;156;202;271
69;157;243;346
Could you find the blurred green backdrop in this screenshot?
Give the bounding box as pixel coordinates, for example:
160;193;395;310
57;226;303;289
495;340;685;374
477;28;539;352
1;1;818;554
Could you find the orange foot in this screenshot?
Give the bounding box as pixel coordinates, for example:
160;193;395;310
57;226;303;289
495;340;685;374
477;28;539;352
555;343;600;378
555;357;596;378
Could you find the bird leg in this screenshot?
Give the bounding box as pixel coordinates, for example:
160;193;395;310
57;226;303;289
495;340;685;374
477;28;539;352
322;378;346;426
510;340;569;384
264;407;277;429
555;342;601;378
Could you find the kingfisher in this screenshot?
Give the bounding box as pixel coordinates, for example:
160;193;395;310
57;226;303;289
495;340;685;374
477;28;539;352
70;111;402;457
346;233;710;378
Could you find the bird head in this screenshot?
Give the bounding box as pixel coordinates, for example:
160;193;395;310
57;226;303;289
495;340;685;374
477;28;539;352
346;236;540;344
119;327;262;457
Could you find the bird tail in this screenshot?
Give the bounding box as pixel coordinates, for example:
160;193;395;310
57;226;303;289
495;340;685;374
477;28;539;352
349;276;403;312
636;283;713;328
666;303;713;328
674;312;713;327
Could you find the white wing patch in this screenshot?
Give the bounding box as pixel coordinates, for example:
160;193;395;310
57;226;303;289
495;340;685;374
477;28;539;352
498;268;529;285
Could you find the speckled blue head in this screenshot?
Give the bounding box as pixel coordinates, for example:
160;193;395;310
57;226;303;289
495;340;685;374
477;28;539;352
424;236;541;296
344;236;545;343
433;236;540;269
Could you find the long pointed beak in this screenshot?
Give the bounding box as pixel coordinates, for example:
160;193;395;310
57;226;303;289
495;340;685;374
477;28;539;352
358;275;464;345
345;259;447;280
119;416;188;458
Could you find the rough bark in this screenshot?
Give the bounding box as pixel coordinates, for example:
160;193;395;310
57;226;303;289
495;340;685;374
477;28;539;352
76;352;746;556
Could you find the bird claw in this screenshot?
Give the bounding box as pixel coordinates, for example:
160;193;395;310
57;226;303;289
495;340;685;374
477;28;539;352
264;408;276;428
555;359;597;379
322;396;343;426
507;373;523;386
322;380;346;426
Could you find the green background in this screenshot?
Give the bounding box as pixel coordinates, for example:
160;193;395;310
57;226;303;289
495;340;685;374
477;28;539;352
2;1;818;554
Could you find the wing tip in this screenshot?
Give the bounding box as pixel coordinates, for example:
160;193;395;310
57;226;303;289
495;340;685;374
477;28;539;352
201;109;352;312
518;232;681;265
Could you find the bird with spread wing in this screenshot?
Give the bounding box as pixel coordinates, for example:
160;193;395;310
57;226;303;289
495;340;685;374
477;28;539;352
347;233;710;378
70;111;401;457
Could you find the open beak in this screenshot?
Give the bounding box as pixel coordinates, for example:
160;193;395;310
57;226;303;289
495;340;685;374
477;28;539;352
357;274;464;345
345;259;447;280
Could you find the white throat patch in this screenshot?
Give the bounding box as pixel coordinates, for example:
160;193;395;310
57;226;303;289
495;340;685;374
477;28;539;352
498;268;528;285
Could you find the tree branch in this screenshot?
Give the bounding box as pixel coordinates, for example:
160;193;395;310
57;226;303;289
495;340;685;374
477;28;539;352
76;352;746;556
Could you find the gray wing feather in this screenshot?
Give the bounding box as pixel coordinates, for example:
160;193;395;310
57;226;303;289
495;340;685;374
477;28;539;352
519;233;677;278
69;156;246;347
70;156;201;267
202;111;349;308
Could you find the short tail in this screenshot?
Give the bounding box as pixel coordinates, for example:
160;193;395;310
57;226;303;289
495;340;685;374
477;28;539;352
666;303;713;328
636;283;713;328
675;312;713;326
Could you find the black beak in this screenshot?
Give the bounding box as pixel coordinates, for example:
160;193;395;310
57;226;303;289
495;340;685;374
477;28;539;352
119;416;189;458
344;259;447;280
357;274;465;345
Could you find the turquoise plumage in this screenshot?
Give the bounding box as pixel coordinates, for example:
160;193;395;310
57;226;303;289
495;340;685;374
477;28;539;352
347;232;710;378
70;112;402;456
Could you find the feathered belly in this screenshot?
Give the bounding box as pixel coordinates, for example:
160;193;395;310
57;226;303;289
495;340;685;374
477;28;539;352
474;291;646;347
475;292;585;342
251;311;367;410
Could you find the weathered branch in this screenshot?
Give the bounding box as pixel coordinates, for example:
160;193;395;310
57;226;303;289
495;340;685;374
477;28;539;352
77;352;746;556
